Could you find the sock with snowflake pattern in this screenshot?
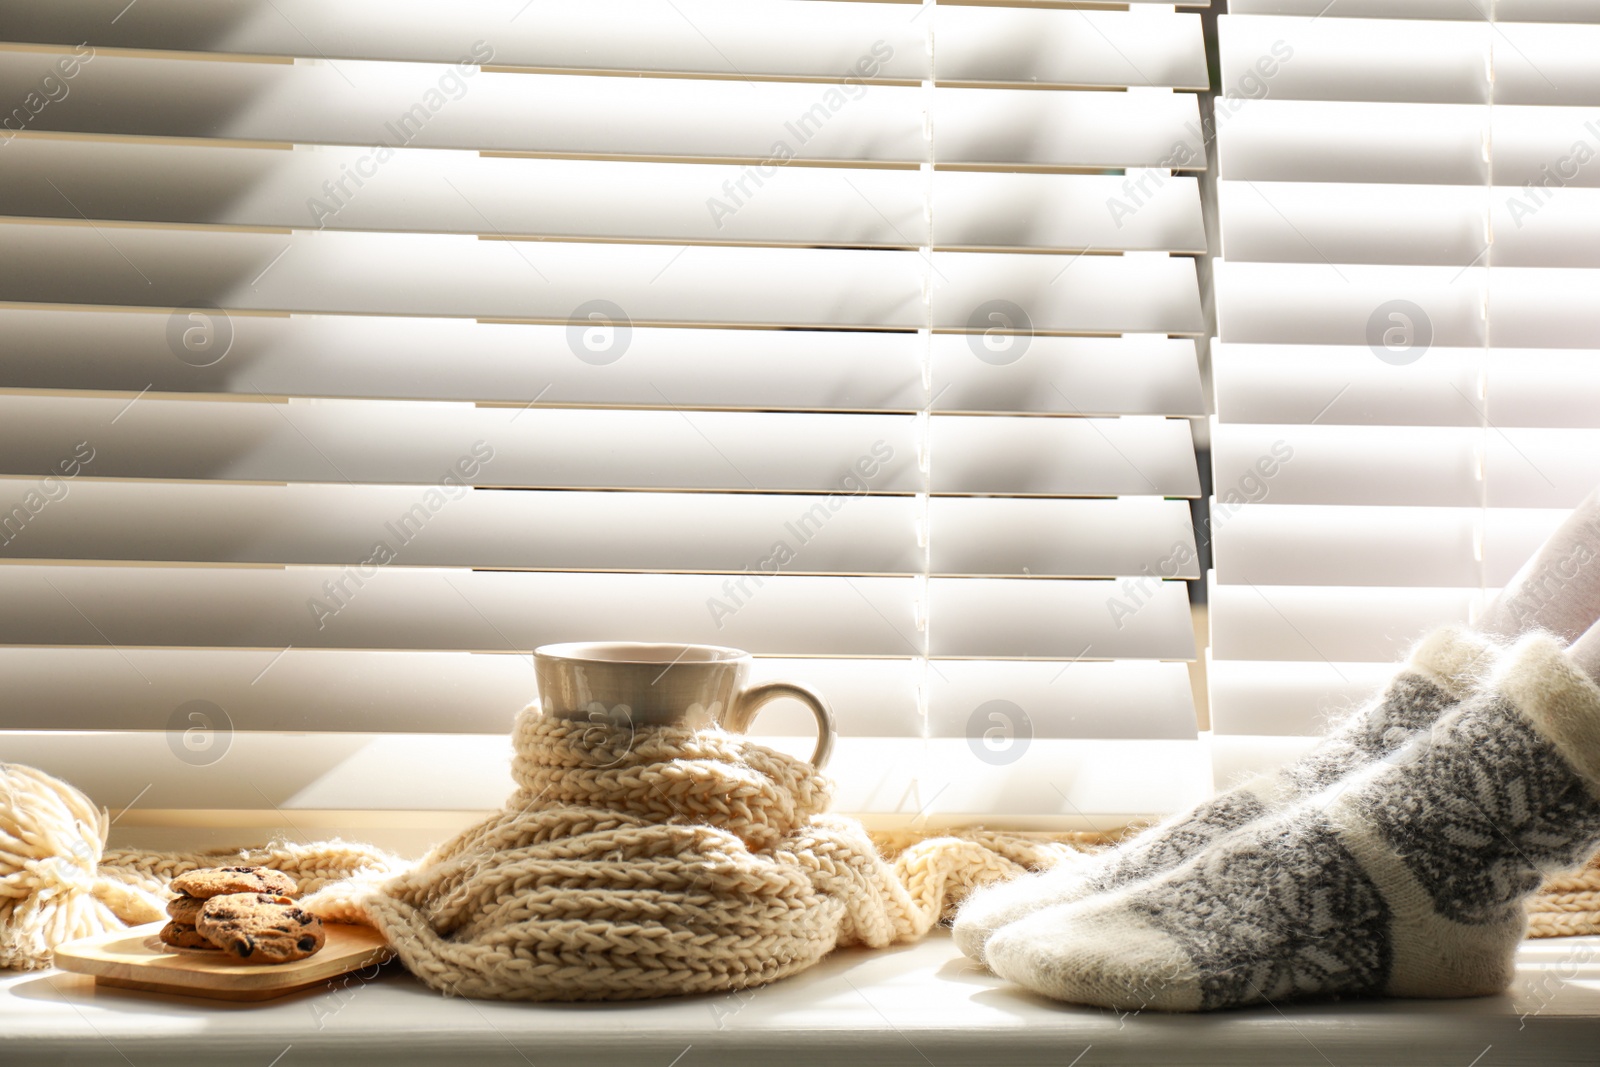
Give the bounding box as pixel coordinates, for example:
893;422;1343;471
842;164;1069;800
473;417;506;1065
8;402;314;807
954;626;1502;964
985;632;1600;1011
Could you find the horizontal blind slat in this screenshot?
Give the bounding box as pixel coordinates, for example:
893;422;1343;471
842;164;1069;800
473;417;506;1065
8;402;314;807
1221;181;1600;267
1241;0;1600;19
1208;576;1483;663
1219;99;1600;188
0;649;923;737
0;140;1208;253
931;415;1201;498
1223;15;1600;106
0;483;925;574
0;564;922;655
0;224;1202;334
0;649;1198;741
1212;421;1600;508
931;335;1205;417
0;310;929;410
934;251;1206;336
1209;659;1403;737
0;482;1192;579
0;311;1204;416
1213;343;1600;428
935;8;1209;89
0;397;1196;496
1221;16;1491;105
904;735;1210;822
0;2;1208;88
0;52;1205;168
1217;99;1489;184
937;88;1206;170
1218;261;1600;348
0;565;1196;660
1489;266;1600;346
0;52;920;162
0;0;931;80
929;577;1195;660
1219;181;1489;266
927;660;1198;741
937;171;1207;253
1212;503;1565;587
930;497;1200;580
1216;259;1487;346
0;225;925;328
0;397;919;491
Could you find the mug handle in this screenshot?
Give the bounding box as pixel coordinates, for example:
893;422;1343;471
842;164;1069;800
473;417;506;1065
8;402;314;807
725;681;836;770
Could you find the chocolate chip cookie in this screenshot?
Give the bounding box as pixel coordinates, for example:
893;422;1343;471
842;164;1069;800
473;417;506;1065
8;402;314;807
171;865;298;899
197;892;325;963
157;921;219;950
166;893;205;926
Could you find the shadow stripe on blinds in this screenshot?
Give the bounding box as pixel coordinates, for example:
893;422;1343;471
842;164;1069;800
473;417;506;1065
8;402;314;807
1210;5;1600;786
0;0;1209;829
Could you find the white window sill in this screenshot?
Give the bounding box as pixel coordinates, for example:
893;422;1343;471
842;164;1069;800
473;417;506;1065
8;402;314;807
6;931;1600;1066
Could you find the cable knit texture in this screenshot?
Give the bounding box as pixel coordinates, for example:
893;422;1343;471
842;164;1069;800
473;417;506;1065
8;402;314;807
1;710;1075;997
952;625;1504;965
299;711;1065;1000
1529;855;1600;937
984;633;1600;1012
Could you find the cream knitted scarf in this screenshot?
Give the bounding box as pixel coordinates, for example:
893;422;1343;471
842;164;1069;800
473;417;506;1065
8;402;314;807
0;706;1079;998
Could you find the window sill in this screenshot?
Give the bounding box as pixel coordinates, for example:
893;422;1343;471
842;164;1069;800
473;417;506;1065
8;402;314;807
5;931;1599;1066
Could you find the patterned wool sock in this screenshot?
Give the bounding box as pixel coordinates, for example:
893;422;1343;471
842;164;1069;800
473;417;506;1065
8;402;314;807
984;632;1600;1011
953;626;1502;965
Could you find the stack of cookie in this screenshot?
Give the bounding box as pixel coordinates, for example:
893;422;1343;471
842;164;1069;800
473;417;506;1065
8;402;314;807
159;866;326;964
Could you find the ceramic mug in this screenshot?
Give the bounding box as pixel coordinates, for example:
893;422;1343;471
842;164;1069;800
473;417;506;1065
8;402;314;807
532;642;836;769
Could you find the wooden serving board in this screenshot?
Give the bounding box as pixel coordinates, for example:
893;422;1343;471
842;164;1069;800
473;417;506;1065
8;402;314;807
54;921;395;1002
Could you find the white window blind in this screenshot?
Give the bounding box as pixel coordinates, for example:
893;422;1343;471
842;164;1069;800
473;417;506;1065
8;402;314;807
1211;1;1600;784
0;0;1210;840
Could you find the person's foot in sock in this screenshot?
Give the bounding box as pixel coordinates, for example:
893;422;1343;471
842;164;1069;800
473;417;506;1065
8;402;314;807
951;626;1503;964
953;490;1600;967
985;630;1600;1011
1477;483;1600;645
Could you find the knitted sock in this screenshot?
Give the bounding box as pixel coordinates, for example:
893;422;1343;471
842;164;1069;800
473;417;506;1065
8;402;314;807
985;633;1600;1011
952;626;1502;965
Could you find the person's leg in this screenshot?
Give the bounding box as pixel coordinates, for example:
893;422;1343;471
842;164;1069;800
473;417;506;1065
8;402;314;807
1477;487;1600;644
952;626;1503;963
1567;616;1600;681
986;628;1600;1010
